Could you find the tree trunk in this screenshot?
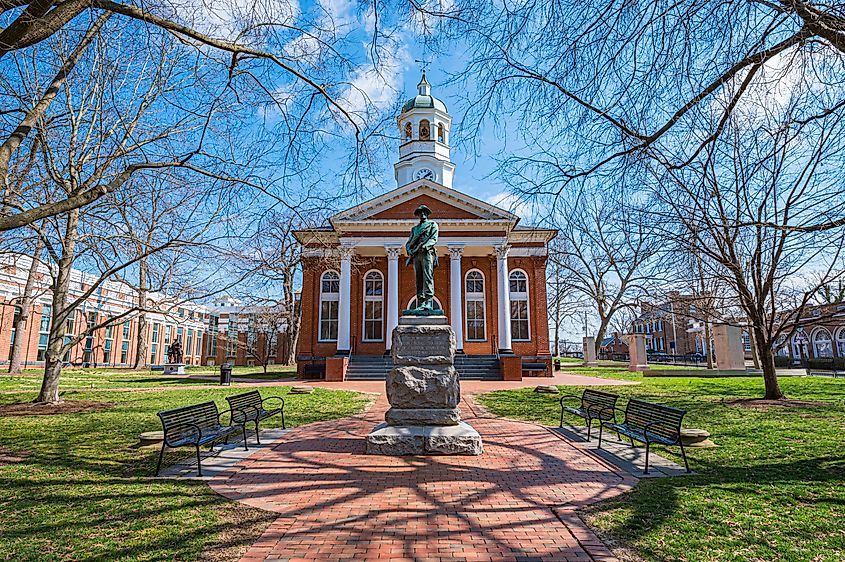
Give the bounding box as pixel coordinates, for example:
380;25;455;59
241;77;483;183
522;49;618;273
754;325;783;399
748;327;761;369
704;321;714;369
36;209;78;404
8;237;43;374
132;258;148;369
594;313;610;356
284;298;301;366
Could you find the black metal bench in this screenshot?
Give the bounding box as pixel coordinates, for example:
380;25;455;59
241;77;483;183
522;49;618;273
226;390;285;445
156;401;246;476
559;388;619;439
598;398;690;474
803;358;844;378
522;362;548;376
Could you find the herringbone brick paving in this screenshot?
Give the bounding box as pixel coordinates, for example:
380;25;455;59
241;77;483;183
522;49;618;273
210;395;637;561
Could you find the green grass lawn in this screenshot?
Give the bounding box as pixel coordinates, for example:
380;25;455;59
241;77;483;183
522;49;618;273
478;370;845;562
0;383;368;561
2;365;297;392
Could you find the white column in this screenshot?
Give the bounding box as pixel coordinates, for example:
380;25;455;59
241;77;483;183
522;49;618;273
385;245;402;350
448;245;464;352
495;244;513;353
337;245;353;355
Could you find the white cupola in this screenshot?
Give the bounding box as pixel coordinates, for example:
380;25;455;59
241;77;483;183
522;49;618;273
394;71;456;189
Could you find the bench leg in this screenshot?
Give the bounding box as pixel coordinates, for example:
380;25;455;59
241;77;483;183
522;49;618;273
281;409;286;430
195;444;203;477
679;441;691;473
242;425;249;450
597;424;603;449
155;443;166;476
644;442;650;475
254;421;261;445
586;418;592;440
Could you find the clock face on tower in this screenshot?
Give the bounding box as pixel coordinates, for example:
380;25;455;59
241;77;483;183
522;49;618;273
414;168;435;181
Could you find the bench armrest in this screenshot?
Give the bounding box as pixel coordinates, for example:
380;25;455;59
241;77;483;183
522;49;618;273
261;396;285;409
229;404;259;424
218;409;244;426
163;422;202;446
558;392;582;406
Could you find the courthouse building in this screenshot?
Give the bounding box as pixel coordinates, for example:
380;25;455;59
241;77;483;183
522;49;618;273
294;73;556;380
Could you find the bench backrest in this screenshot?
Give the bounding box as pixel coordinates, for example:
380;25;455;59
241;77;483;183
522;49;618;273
226;390;263;414
158;401;221;442
623;398;685;442
581;389;619;412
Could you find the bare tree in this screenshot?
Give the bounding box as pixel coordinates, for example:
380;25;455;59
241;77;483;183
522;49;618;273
5;24;239;403
647;89;845;399
548;187;664;355
0;0;420;232
233;208;324;366
6;231;44;374
241;307;290;374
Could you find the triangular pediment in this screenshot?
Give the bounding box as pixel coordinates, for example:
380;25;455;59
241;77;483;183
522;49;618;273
331;181;518;224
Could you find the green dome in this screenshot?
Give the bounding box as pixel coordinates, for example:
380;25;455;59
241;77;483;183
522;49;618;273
402;95;448;113
401;71;448;113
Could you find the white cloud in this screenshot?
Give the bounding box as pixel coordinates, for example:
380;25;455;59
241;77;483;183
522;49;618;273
335;43;412;125
486;191;535;222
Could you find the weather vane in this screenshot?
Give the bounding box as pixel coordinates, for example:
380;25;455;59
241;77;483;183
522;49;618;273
415;59;431;72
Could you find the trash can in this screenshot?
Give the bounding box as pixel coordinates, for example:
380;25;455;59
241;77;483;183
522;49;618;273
554;359;562;372
220;363;232;386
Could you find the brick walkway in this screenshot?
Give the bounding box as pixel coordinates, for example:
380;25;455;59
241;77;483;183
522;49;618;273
210;395;637;562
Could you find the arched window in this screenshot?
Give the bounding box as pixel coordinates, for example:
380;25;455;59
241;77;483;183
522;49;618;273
363;270;384;341
836;328;845;357
419;119;431;140
812;328;833;358
792;331;809;360
319;271;340;342
437;123;445;143
404;122;412;141
465;270;485;341
509;270;530;341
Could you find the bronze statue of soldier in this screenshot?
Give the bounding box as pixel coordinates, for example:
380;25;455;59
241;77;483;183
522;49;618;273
403;204;443;316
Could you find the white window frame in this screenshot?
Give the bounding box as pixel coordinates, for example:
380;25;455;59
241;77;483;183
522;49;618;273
319;270;340;342
508;269;531;342
836;327;845;357
362;270;384;342
464;269;486;342
812;328;834;358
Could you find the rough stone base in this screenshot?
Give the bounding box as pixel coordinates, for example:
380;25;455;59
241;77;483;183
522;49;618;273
366;422;483;456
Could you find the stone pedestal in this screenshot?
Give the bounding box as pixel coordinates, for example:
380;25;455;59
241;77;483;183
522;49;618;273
582;336;598;367
163;363;185;375
713;324;746;371
367;316;482;456
627;334;649;372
